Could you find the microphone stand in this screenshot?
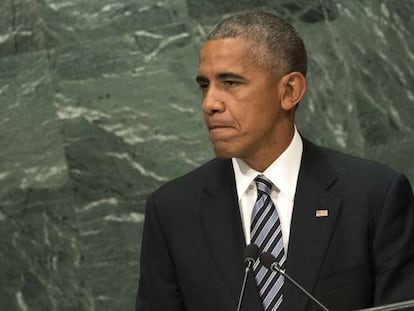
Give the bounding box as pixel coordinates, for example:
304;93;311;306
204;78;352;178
237;244;259;311
260;251;329;311
270;262;329;311
237;262;252;311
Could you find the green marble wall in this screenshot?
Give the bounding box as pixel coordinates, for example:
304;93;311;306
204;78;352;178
0;0;413;310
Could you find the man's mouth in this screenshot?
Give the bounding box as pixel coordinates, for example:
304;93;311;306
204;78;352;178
207;123;233;130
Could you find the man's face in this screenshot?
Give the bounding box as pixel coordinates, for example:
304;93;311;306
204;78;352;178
197;37;290;166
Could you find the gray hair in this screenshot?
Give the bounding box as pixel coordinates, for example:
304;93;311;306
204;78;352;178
207;11;307;77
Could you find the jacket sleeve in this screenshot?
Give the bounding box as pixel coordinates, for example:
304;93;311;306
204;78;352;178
373;174;414;304
136;194;186;311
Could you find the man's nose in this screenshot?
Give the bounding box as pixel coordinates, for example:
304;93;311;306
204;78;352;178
202;87;225;115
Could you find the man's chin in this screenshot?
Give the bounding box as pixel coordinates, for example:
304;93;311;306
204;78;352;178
211;145;237;159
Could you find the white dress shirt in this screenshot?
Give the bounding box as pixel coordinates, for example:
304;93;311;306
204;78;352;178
232;128;303;252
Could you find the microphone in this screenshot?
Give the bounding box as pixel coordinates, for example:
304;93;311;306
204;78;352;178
237;244;259;311
260;252;329;311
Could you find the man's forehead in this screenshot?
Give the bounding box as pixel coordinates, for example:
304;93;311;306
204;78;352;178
199;38;259;69
200;37;254;55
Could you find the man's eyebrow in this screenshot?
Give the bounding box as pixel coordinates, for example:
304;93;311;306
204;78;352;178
195;72;247;84
216;72;246;81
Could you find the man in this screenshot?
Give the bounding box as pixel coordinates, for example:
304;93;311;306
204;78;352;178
136;11;414;311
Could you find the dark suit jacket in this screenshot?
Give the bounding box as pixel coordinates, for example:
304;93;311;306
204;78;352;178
136;139;414;311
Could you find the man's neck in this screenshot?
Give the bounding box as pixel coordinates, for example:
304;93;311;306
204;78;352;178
242;128;295;172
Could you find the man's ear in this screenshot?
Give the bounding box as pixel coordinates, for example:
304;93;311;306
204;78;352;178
279;72;307;111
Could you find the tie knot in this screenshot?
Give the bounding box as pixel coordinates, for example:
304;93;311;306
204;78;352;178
254;174;272;195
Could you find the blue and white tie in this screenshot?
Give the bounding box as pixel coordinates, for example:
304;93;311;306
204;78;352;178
251;175;285;311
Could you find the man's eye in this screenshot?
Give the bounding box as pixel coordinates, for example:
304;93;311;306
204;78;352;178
198;82;209;89
223;80;239;87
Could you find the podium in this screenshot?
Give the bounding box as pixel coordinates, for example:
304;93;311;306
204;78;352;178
356;300;414;311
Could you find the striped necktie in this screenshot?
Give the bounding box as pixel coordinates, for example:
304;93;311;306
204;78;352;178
251;175;286;311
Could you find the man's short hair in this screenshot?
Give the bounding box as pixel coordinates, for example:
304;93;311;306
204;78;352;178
207;11;307;77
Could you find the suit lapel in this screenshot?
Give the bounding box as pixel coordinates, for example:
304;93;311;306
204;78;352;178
282;140;342;311
198;159;246;301
198;159;264;310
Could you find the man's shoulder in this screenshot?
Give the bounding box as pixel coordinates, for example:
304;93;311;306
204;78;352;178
304;138;399;181
152;157;232;197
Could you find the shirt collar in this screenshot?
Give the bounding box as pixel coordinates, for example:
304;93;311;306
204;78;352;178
232;127;303;201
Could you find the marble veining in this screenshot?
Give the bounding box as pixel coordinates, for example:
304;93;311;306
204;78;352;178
1;0;413;310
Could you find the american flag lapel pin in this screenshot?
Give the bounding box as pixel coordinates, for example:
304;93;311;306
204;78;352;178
315;209;329;217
